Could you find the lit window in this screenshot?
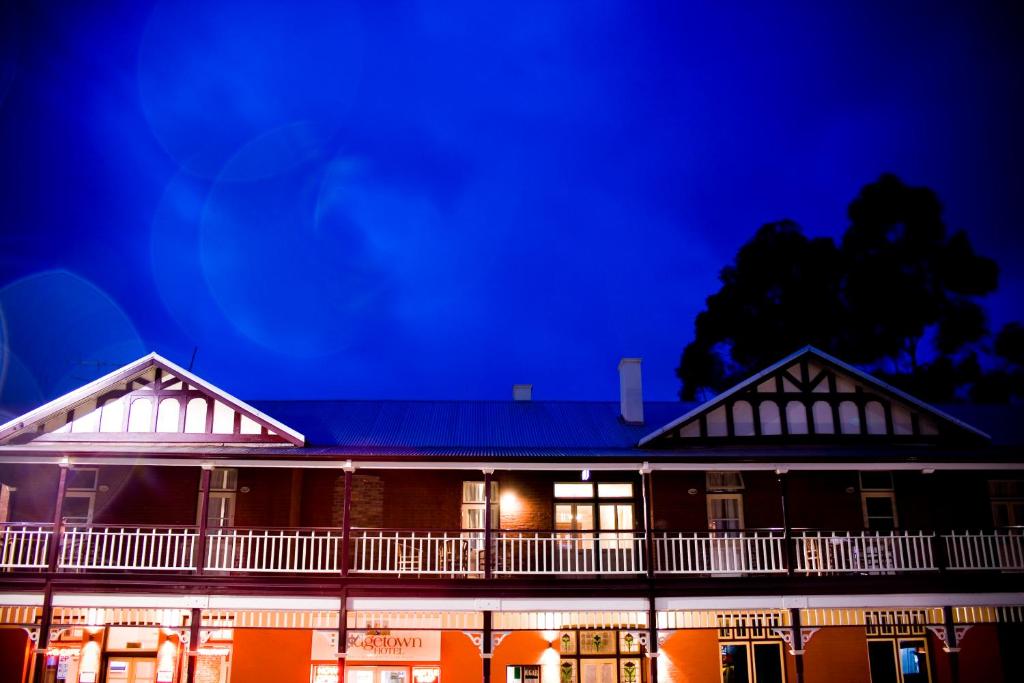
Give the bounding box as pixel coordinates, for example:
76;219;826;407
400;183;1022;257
554;483;594;498
597;483;633;498
706;472;744;492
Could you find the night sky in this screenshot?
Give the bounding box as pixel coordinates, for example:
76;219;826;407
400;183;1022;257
1;1;1022;408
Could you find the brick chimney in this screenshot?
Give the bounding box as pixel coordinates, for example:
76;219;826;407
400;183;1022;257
618;358;643;424
513;384;533;401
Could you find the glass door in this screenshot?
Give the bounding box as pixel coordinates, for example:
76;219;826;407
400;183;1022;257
708;494;745;572
556;503;594;551
106;658;157;683
578;659;616;683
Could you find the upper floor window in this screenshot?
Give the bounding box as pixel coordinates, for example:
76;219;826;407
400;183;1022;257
202;468;238;528
989;480;1024;527
62;467;99;525
860;471;897;530
461;481;498;530
706;472;744;492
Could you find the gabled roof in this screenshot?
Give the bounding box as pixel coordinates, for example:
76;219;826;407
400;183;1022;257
639;346;990;446
0;353;304;446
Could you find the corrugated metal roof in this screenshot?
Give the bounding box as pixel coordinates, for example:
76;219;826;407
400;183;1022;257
248;399;1023;449
248;400;694;448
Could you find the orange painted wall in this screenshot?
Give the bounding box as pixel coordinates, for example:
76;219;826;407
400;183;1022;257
441;631;482;683
659;630;720;683
803;627;869;683
0;628;30;683
232;628;312;683
492;631;547;682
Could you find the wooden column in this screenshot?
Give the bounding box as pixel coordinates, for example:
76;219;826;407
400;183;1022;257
943;605;961;683
777;469;795;575
184;607;202;683
341;466;353;577
30;585;55;683
483;470;494;580
338;589;348;682
47;464;69;572
194;466;212;575
641;466;655;578
482;609;492;683
789;607;805;683
647;595;659;683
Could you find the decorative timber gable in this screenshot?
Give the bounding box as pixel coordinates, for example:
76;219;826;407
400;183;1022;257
640;346;989;447
0;353;304;447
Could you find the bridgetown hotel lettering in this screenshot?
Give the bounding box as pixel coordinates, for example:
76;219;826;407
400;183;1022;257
349;632;423;657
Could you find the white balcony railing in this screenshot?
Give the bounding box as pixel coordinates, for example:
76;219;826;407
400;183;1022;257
794;530;936;574
493;531;646;575
653;531;787;575
205;528;343;573
943;530;1024;571
0;523;51;570
350;530;484;577
59;526;197;571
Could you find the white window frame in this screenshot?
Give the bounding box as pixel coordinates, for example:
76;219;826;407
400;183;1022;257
707;493;745;531
62;491;96;525
461;481;499;530
199;468;238;528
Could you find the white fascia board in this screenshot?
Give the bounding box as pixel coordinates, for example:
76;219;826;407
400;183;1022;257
345;597;649;612
0;592;45;606
1;452;1020;472
207;595;340;611
53;593;210;609
347;597;482;612
656;593;1024;611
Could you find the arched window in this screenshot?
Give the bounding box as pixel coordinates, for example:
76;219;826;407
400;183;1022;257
865;401;886;435
185;398;208;433
812;401;834;434
127;398;153;432
838;401;861;434
786;401;808;435
156;398;181;433
99;397;125;432
759;401;782;435
732;401;755;436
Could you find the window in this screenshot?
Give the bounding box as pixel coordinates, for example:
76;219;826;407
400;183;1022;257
720;642;785;683
62;468;98;525
989;480;1024;527
201;468;237;528
461;481;499;530
554;482;635;551
707;472;744;492
556;630;644;683
868;638;932;683
708;494;744;531
860;472;897;530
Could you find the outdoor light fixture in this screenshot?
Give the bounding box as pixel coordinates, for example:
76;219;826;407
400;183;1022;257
581;469;590;481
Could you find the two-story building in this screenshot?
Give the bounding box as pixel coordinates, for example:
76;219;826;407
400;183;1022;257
0;346;1021;683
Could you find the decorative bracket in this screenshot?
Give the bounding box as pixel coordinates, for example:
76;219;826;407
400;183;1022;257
926;625;947;646
772;627;794;650
953;625;973;645
492;631;510;651
462;631;484;653
800;627;820;649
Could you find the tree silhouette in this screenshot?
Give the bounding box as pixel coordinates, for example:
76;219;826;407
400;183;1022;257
677;174;1020;403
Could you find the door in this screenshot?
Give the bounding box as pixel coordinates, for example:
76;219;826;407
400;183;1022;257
556;503;595;552
578;659;616;683
708;494;745;572
868;641;899;683
720;644;750;683
106;658;157;683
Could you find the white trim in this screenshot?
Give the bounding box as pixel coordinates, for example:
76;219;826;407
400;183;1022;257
639;346;990;445
0;593;45;606
53;593;209;609
655;592;1024;611
0;352;305;446
208;595;340;610
0;453;1017;472
345;597;649;612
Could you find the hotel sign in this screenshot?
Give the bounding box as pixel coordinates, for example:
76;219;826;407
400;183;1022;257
347;630;441;662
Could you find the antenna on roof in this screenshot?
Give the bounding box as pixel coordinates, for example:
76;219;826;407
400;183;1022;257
188;347;198;372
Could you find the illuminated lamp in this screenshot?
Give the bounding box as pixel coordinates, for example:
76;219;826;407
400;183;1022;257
500;491;520;515
581;469;590;481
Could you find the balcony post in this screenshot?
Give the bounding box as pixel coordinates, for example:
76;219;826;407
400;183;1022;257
341;463;354;577
483;469;494;580
338;588;348;682
482;609;492;683
923;469;948;572
641;464;655;578
942;605;961;683
47;463;69;572
31;585;55;683
194;465;213;575
789;607;805;683
647;594;659;683
776;469;795;575
185;607;202;683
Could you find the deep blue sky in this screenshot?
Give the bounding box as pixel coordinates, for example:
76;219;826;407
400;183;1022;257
1;1;1022;407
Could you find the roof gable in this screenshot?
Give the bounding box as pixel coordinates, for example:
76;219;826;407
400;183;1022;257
640;346;989;447
0;353;304;447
